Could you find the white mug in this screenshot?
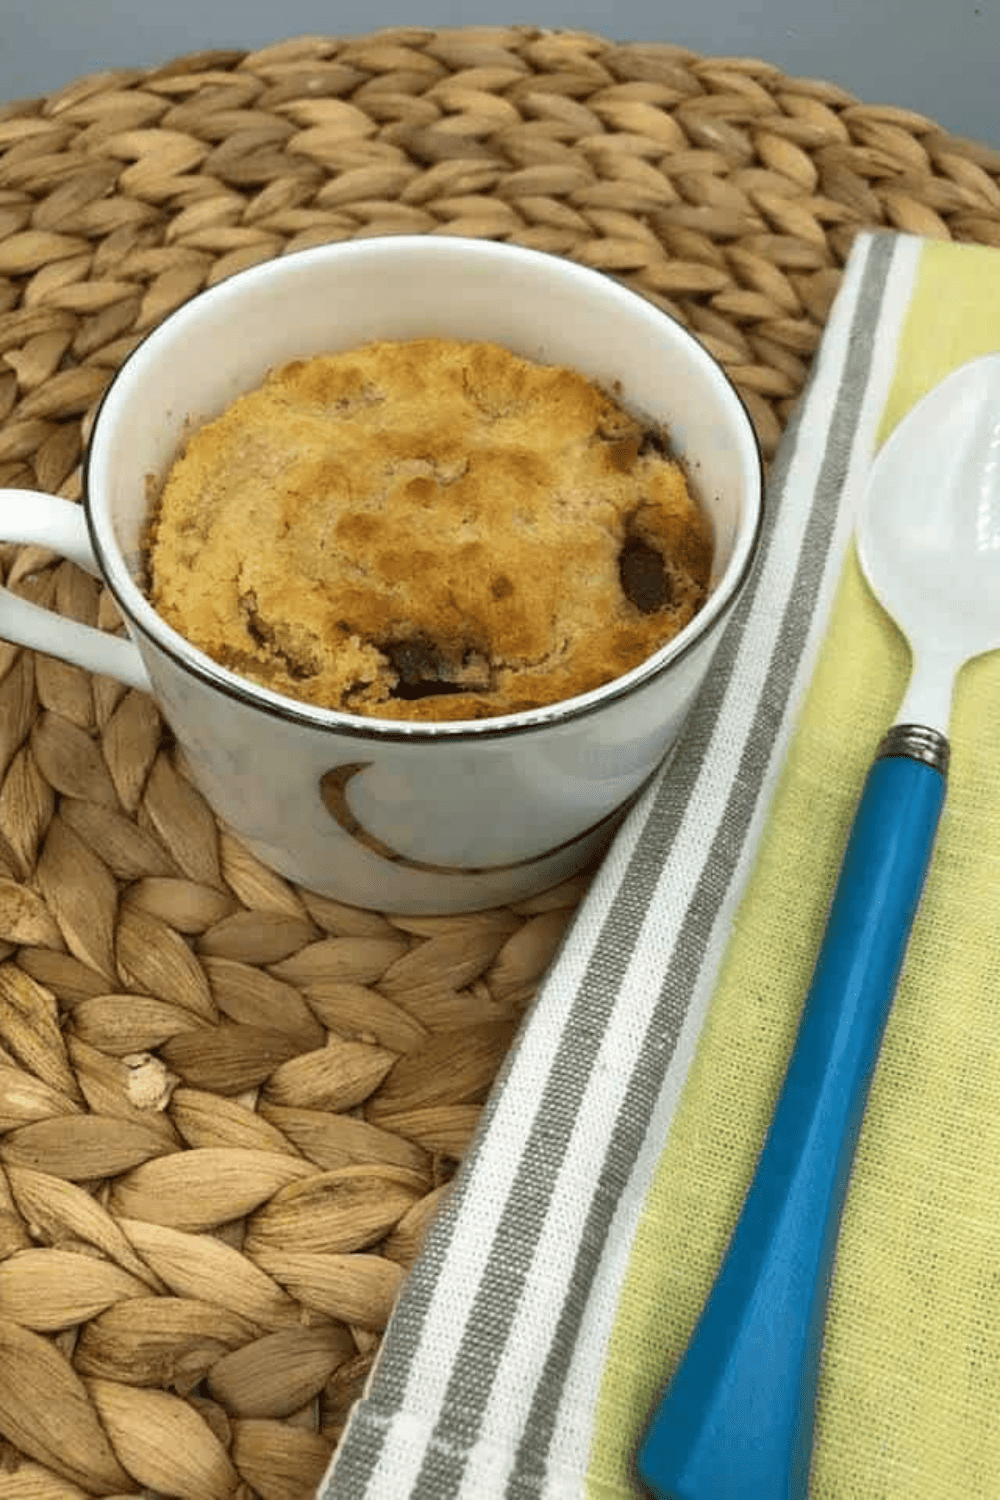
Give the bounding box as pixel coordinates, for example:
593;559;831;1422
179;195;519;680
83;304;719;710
0;237;763;914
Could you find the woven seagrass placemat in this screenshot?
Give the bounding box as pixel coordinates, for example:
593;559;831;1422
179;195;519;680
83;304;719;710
0;28;999;1500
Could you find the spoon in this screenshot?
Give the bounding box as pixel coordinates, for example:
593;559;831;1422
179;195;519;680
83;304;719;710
637;354;1000;1500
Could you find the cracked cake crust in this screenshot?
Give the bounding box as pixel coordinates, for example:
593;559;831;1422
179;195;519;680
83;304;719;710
146;338;713;721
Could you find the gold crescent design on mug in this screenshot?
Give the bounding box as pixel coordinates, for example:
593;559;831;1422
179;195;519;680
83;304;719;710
319;762;636;876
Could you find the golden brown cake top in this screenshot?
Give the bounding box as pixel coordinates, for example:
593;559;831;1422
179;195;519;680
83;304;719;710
146;338;712;721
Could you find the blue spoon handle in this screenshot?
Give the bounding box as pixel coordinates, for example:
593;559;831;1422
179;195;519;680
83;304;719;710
637;728;948;1500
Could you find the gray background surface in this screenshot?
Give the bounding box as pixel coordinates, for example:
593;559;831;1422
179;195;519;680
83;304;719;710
0;1;997;149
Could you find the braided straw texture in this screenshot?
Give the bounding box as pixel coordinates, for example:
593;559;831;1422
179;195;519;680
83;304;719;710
0;27;999;1499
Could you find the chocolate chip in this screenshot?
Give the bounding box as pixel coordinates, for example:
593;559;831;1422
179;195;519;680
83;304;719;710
638;428;670;459
382;637;463;701
619;536;673;614
391;679;468;702
491;574;514;600
384;637;447;687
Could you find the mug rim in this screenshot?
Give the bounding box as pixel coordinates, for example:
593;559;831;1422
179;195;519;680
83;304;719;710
84;236;766;744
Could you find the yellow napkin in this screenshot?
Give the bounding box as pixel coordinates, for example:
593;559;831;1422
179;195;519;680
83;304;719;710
593;238;1000;1498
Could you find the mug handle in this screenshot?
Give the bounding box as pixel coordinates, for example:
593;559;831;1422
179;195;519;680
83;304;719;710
0;489;153;692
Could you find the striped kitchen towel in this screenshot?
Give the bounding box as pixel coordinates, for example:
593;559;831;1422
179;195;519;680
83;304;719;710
319;230;1000;1499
